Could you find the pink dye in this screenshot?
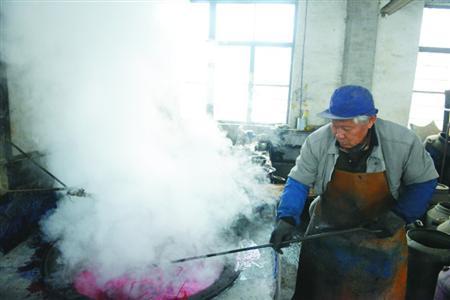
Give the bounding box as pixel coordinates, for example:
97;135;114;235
73;262;223;300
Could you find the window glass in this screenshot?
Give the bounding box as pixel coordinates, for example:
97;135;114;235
408;92;444;129
254;47;292;85
213;46;250;122
251;86;289;123
254;4;295;42
408;8;450;129
216;3;295;42
180;3;209;119
419;8;450;48
213;84;248;122
414;52;450;93
208;2;295;124
214;46;250;85
216;4;255;41
188;3;209;42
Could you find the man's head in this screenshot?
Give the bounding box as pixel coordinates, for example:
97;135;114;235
318;85;378;149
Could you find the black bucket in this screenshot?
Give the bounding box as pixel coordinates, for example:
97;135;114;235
406;229;450;300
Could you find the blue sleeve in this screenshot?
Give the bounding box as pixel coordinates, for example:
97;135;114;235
392;178;438;223
277;177;309;225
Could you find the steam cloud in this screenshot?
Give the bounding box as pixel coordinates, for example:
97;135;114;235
1;0;273;285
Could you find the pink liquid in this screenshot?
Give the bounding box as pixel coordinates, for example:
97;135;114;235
73;262;223;300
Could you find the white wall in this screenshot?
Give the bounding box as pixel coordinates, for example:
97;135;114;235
289;0;425;127
372;0;425;126
288;0;347;127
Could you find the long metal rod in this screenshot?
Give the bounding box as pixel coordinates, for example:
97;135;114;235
4;185;89;197
171;227;381;263
5;187;66;193
8;141;67;188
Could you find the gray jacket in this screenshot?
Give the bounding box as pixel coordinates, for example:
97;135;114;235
288;118;438;199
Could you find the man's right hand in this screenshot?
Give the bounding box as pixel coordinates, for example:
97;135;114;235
270;218;296;254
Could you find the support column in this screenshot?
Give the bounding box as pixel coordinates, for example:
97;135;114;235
341;0;380;89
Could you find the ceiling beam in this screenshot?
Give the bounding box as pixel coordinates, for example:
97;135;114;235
380;0;416;16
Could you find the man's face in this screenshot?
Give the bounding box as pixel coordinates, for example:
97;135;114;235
331;116;377;149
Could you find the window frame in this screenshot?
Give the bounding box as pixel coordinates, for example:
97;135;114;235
410;5;450;129
193;0;298;124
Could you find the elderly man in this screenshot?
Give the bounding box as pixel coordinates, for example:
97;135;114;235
270;85;438;299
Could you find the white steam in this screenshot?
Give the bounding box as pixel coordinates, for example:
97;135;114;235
1;0;273;283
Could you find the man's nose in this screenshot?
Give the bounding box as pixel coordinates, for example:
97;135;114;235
335;129;345;139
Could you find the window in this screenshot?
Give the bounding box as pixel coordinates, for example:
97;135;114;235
190;1;296;124
408;7;450;129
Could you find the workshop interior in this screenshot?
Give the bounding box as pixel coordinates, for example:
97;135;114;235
1;0;450;299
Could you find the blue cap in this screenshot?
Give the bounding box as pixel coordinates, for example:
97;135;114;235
318;85;378;119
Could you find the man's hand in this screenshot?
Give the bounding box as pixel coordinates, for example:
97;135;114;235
270;218;296;254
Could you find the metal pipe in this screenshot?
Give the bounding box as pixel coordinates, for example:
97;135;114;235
171;227;381;263
5;187;66;193
5;142;91;197
3;187;90;198
8;141;67;188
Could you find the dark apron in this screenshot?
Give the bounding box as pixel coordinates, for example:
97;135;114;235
293;170;408;300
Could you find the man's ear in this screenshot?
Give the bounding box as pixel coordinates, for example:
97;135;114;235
368;116;377;129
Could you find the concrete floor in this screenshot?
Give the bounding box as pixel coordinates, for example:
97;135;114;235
276;237;301;300
0;227;301;300
0;232;45;300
